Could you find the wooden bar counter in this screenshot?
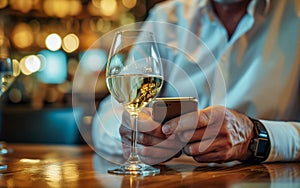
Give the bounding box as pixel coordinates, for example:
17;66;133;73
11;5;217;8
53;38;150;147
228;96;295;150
0;144;299;187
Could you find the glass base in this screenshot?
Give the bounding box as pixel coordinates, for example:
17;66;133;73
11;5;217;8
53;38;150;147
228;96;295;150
108;161;160;176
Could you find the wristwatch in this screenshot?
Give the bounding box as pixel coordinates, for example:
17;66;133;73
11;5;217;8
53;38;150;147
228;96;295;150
245;117;271;163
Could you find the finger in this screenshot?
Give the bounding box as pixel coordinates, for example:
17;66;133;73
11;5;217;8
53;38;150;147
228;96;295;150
193;151;228;163
162;111;199;135
119;123;131;137
119;119;167;139
139;113;166;138
140;145;181;158
123;140;182;164
162;106;226;135
123;130;184;150
121;123;168;146
121;111;165;139
179;124;219;142
183;138;226;156
122;137;182;164
140;152;181;165
139;146;182;165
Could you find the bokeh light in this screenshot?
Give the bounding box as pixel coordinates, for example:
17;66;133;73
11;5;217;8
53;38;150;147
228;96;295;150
0;0;151;106
68;0;82;16
19;56;33;75
62;33;80;53
12;23;34;49
19;55;41;75
122;0;137;9
8;88;22;103
0;0;8;9
99;0;117;16
37;50;67;84
43;0;82;17
120;12;135;25
9;0;33;13
79;49;107;72
45;33;62;51
12;59;20;77
24;55;41;73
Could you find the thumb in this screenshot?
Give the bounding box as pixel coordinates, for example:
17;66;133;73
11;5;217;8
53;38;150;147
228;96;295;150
162;111;199;135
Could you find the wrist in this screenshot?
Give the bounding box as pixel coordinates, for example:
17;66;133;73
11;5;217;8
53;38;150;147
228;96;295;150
239;116;255;161
242;117;270;163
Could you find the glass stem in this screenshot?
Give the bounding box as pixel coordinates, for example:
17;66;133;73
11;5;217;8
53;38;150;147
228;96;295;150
128;114;140;163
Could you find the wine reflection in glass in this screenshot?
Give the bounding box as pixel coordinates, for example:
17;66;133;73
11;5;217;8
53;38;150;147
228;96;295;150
0;34;15;170
106;30;163;176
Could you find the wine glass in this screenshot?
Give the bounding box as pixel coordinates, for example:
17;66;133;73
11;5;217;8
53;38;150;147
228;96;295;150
0;35;14;96
106;30;163;176
0;34;14;170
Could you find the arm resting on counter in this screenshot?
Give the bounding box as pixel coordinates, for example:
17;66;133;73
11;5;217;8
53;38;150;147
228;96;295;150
262;120;300;162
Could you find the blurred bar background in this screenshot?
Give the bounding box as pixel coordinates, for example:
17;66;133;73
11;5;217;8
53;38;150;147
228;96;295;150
0;0;165;145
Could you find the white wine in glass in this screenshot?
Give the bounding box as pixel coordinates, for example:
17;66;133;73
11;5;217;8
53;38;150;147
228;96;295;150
106;30;163;176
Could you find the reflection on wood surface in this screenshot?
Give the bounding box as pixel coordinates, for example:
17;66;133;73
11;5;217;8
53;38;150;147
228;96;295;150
0;144;298;188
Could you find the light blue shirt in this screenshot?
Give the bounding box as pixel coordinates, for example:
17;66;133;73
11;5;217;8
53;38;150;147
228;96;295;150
93;0;300;162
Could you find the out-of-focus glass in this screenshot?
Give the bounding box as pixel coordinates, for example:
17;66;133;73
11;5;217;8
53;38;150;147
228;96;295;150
0;35;14;96
0;34;14;171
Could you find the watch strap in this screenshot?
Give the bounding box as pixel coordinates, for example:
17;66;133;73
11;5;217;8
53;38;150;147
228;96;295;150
245;117;271;163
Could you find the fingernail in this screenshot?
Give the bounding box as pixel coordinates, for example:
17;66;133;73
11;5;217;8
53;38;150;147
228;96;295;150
162;124;171;135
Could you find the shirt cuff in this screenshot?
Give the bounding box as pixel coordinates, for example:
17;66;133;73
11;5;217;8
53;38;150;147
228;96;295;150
260;120;300;162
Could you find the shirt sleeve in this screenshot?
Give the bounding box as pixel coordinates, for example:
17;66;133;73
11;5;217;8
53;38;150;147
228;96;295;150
261;120;300;162
92;96;123;155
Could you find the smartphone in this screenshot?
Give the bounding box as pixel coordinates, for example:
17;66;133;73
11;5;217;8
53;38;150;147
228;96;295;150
151;97;198;123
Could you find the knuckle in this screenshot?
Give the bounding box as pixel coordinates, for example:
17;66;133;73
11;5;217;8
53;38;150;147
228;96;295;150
184;144;197;156
138;133;150;145
200;110;210;123
223;139;233;150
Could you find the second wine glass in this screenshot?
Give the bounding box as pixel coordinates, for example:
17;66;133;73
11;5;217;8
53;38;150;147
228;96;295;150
106;30;163;176
0;34;14;170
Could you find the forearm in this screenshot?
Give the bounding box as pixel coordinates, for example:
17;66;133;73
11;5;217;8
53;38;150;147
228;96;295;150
261;120;300;162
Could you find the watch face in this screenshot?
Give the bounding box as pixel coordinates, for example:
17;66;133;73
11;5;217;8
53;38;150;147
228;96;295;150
256;139;269;157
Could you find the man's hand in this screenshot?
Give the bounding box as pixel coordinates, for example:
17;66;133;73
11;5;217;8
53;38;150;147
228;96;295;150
162;106;254;163
119;108;184;165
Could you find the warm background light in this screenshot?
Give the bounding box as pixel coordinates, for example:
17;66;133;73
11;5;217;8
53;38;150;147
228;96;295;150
43;0;82;18
122;0;137;9
45;33;62;51
0;0;157;106
24;55;41;73
0;0;8;9
12;23;34;49
99;0;117;16
62;34;80;53
19;56;33;75
12;59;20;77
9;0;33;13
